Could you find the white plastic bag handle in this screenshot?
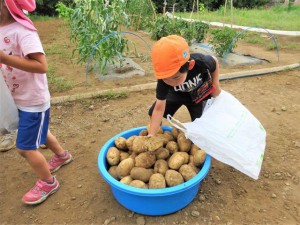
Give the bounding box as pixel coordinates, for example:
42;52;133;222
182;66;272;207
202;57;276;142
166;114;187;133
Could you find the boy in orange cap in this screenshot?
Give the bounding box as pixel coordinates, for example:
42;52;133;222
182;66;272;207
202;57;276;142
148;35;221;136
0;0;73;205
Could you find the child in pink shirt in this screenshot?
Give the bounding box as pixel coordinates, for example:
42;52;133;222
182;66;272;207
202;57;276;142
0;0;73;205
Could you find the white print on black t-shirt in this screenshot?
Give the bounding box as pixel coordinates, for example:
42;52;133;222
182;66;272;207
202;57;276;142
174;73;204;92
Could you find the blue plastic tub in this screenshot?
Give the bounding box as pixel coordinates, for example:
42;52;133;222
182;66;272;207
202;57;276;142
98;126;211;216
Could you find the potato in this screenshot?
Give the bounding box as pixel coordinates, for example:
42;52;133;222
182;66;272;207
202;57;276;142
168;152;185;170
177;132;185;139
139;129;148;136
129;152;137;159
106;147;120;166
130;167;154;182
126;135;137;151
154;159;169;175
177;134;192;152
190;144;200;156
149;173;166;189
154;134;169;146
144;137;164;152
131;136;148;153
163;131;174;142
165;170;184;187
177;152;189;164
171;127;179;139
108;166;119;180
116;157;135;179
119;151;130;161
135;152;156;169
114;137;127;150
129;180;147;189
166;141;179;154
193;150;206;167
188;162;200;174
179;164;197;181
189;155;194;164
120;176;133;185
155;147;170;160
155;133;171;146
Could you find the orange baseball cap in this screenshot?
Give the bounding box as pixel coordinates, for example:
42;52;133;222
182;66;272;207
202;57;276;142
151;35;190;79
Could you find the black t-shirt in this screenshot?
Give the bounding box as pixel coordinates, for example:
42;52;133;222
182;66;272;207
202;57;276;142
156;53;216;104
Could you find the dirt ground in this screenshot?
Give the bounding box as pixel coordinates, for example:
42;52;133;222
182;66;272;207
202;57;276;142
0;19;300;225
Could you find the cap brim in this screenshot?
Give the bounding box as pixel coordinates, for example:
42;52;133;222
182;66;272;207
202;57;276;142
154;66;180;79
5;0;37;31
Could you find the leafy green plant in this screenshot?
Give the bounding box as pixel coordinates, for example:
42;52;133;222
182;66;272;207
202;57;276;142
209;27;239;57
56;2;74;19
126;0;156;30
149;15;174;40
149;15;209;44
198;3;205;13
63;0;130;75
193;21;209;43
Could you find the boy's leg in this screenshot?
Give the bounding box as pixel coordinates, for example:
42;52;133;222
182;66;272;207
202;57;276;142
148;101;182;118
46;131;73;173
186;102;205;121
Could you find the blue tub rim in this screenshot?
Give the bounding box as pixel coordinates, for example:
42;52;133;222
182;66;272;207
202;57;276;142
98;126;211;197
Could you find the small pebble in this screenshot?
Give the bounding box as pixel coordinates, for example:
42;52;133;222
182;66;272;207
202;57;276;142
136;216;145;225
191;211;200;217
199;195;206;201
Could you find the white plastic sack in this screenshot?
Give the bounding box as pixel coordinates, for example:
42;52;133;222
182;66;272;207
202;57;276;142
167;90;266;180
0;71;19;131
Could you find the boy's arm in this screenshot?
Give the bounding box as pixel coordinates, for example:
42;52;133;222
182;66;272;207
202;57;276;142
0;51;48;74
210;56;221;97
148;99;166;136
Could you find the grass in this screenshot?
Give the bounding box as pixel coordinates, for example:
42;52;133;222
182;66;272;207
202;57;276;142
176;4;300;31
47;65;73;92
242;32;300;51
92;90;128;100
29;14;56;21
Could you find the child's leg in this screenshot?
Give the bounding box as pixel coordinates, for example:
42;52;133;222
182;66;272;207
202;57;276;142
46;130;73;173
19;149;59;205
46;130;65;156
17;149;52;181
148;100;182;118
17;109;59;205
186;102;205;121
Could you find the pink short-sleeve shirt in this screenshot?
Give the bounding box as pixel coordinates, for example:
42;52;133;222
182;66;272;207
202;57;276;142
0;22;50;107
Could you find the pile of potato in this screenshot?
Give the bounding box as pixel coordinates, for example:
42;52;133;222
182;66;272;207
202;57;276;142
106;126;206;189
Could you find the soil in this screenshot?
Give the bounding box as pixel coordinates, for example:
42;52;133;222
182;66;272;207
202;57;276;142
1;19;300;225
